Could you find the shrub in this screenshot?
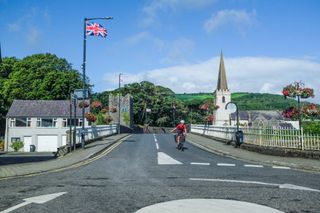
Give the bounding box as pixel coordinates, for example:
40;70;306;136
0;140;4;151
10;140;24;152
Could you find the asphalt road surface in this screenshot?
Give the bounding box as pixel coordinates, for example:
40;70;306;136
0;134;319;213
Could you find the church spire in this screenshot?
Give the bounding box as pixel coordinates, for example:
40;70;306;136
216;51;228;91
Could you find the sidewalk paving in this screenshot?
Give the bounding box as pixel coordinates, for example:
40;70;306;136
188;133;320;173
0;134;129;180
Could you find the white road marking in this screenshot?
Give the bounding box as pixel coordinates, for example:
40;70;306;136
158;152;182;165
189;178;320;193
272;166;291;170
217;163;235;167
1;192;67;213
154;138;157;142
135;199;284;213
190;162;210;166
156;143;159;150
244;164;264;168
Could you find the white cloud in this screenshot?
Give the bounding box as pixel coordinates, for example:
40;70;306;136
142;0;216;27
161;38;195;65
204;9;256;34
103;56;320;103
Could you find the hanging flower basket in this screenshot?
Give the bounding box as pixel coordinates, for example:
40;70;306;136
282;106;299;119
110;107;117;113
282;82;314;99
100;108;109;113
206;115;215;122
104;115;113;124
79;101;90;108
301;104;319;117
91;101;102;109
85;112;97;122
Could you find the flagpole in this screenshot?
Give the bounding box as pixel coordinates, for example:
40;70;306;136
81;16;113;149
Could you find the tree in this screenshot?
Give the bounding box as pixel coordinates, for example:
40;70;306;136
1;53;83;105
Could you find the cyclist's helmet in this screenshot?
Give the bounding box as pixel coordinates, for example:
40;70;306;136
180;120;185;124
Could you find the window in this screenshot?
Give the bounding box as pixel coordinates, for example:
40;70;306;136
222;96;225;103
36;118;41;127
79;119;83;127
11;137;20;142
67;119;81;127
62;119;68;127
41;118;54;127
27;118;31;127
16;118;27;127
9;118;15;127
53;118;58;127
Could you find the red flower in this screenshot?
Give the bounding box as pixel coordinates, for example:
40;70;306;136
91;101;102;109
282;90;289;96
206;115;215;122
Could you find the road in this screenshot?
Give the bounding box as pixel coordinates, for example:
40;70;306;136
0;134;319;212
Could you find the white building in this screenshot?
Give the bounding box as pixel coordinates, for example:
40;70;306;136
5;100;89;152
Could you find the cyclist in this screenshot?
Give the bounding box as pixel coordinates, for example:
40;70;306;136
171;120;187;149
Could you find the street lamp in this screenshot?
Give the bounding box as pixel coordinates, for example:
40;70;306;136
225;102;239;131
118;73;123;134
81;16;113;148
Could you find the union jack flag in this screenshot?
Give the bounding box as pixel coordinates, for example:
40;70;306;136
86;22;108;38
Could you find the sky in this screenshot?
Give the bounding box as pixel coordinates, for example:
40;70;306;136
1;0;320;103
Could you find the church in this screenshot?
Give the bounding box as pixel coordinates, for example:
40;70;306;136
212;52;296;128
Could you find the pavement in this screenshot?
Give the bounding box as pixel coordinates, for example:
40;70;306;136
0;134;129;180
188;133;320;173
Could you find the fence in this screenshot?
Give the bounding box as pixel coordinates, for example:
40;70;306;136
69;125;117;145
191;124;320;151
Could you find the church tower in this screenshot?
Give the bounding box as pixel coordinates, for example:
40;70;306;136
214;52;231;126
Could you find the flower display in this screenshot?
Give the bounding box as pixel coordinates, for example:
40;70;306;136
91;101;102;109
100;108;108;113
85;112;97;122
199;103;209;110
282;82;314;99
79;101;90;108
110;107;117;113
282;107;299;119
206;115;215;122
104;115;113;124
301;104;320;117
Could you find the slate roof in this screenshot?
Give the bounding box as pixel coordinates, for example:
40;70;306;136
230;110;284;121
6;100;89;118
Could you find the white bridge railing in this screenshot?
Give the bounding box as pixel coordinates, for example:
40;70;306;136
70;125;117;145
191;124;320;151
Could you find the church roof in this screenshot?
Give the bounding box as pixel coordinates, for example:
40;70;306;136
216;51;228;91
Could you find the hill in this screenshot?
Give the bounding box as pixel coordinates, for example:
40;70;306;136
175;92;300;110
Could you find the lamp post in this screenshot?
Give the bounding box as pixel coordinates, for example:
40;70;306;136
81;16;113;147
118;73;123;134
225;102;239;131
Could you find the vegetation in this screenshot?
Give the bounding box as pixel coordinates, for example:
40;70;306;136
0;139;4;151
10;140;24;152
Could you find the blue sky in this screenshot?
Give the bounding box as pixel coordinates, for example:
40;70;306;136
1;0;320;103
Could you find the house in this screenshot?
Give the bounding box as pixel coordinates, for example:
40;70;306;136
5;100;89;152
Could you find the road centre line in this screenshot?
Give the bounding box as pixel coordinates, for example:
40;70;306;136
244;164;264;168
156;143;159;150
272;166;291;170
217;163;235;167
190;162;210;166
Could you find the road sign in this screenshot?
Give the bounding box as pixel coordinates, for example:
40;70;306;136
146;108;151;112
74;89;88;99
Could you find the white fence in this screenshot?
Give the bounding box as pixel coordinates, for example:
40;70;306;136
71;125;117;145
191;124;320;151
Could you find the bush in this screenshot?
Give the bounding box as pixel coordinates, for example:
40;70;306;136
10;140;24;152
0;140;4;151
303;121;320;135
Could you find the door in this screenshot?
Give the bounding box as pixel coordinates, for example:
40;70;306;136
23;136;32;152
37;135;58;152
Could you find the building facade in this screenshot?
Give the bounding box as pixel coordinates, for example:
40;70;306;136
5;100;89;152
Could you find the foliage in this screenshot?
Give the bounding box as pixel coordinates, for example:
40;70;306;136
0;139;4;151
85;112;97;123
282;107;299;119
10;140;24;152
302;121;320;135
79;101;90;108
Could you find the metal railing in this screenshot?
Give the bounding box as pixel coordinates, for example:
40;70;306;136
191;124;320;151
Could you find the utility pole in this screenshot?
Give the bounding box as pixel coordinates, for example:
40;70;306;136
118;73;123;134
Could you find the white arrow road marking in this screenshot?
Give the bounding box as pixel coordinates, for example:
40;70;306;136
190;162;210;166
0;192;67;213
189;178;320;193
156;143;159;150
158;152;182;165
217;163;235;167
135;199;284;213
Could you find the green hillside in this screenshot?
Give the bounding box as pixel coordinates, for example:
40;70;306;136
175;92;300;110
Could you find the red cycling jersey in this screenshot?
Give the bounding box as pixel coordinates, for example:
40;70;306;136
176;124;186;131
